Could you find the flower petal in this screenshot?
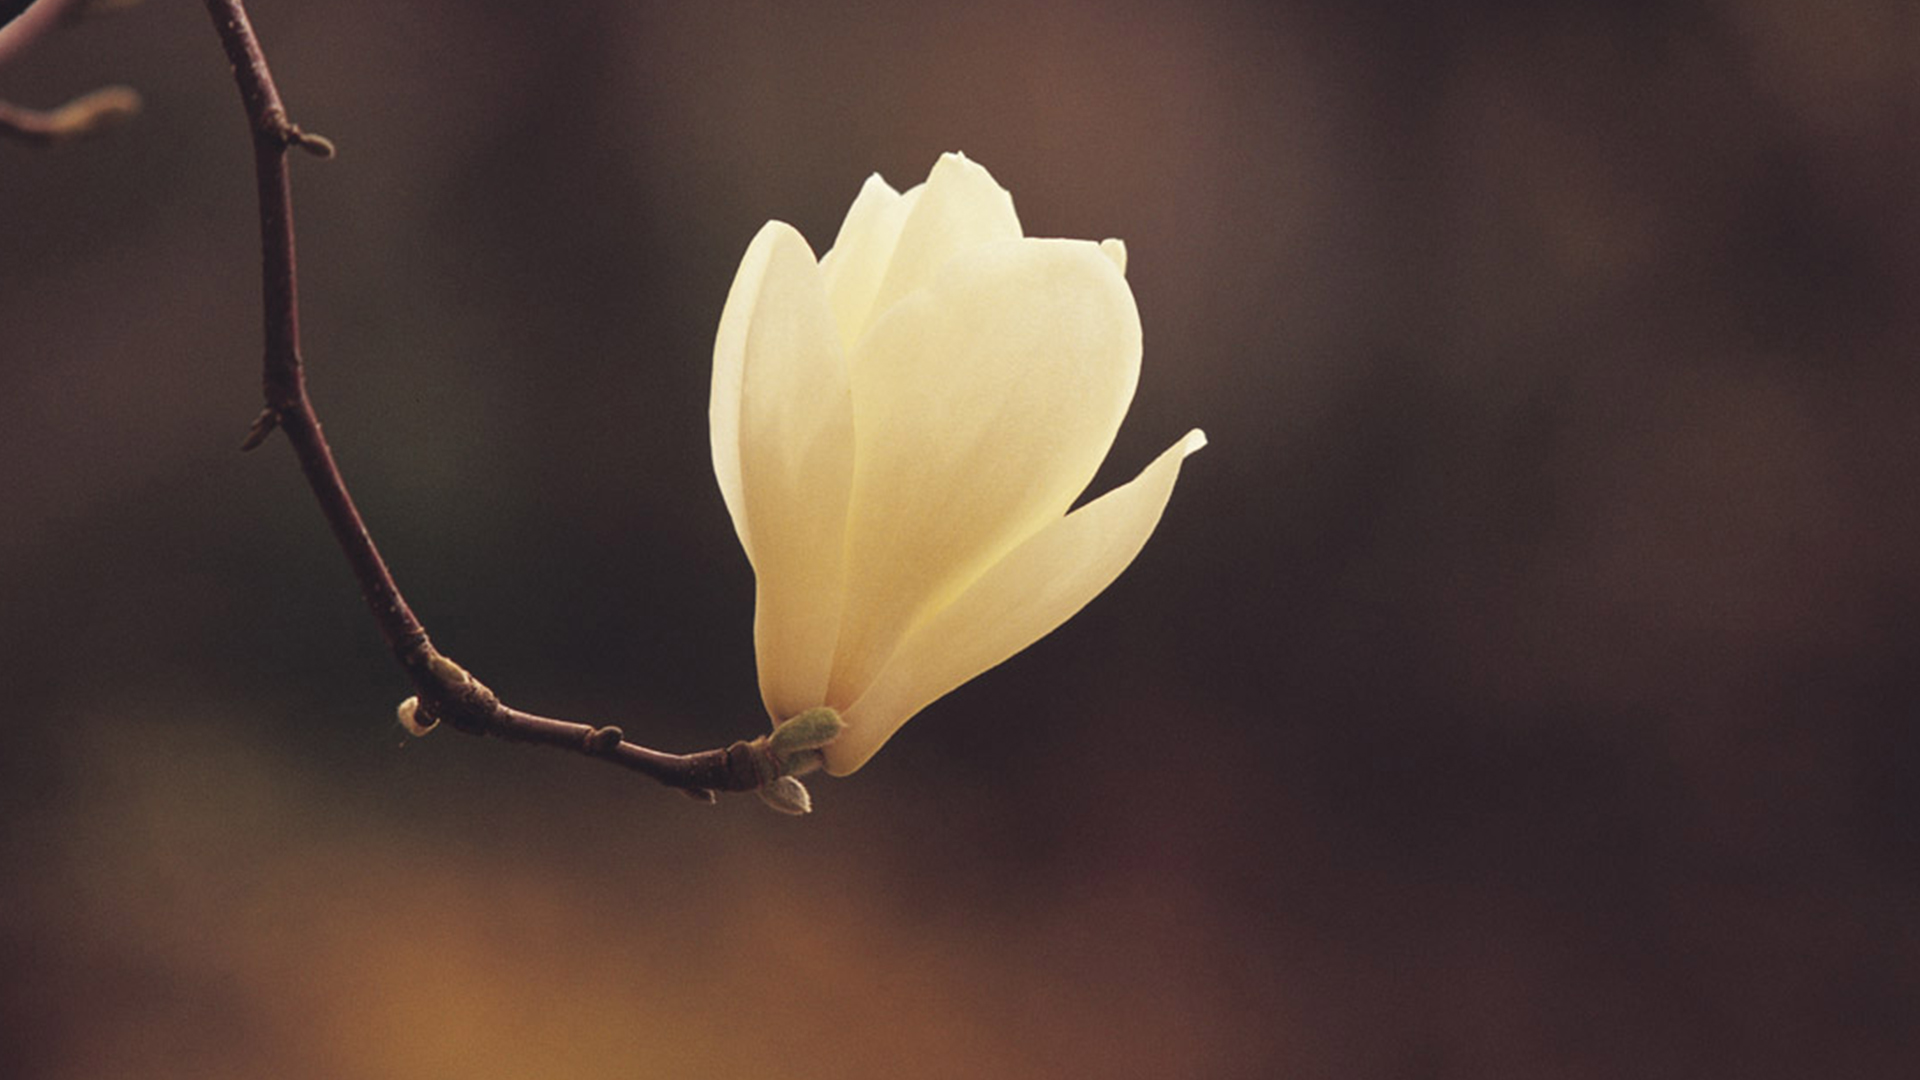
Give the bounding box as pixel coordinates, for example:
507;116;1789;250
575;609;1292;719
864;152;1023;330
825;237;1142;707
827;429;1206;774
819;174;921;352
710;221;856;720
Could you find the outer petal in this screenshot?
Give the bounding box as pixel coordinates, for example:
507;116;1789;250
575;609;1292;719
818;174;921;352
825;237;1141;707
827;429;1207;774
863;152;1023;332
710;221;856;720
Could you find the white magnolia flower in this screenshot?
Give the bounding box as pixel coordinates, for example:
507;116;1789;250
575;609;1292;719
712;152;1204;775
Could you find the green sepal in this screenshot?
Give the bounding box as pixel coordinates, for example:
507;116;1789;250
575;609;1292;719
768;706;845;758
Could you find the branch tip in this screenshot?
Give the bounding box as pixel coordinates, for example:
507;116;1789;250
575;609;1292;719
239;407;280;450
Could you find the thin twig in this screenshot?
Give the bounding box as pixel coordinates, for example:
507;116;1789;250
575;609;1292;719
202;0;769;803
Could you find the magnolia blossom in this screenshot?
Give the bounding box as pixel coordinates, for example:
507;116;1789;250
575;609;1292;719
711;152;1204;775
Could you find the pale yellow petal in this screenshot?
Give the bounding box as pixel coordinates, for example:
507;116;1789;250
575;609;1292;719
827;430;1205;774
710;222;782;562
825;237;1141;707
818;174;921;352
864;152;1023;328
710;220;856;720
1099;237;1127;275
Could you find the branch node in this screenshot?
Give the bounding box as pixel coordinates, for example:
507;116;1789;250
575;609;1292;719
415;651;501;734
584;725;625;754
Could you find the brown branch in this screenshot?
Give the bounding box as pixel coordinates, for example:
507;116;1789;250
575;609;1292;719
202;0;783;805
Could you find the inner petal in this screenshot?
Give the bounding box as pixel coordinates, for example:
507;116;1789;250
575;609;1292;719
861;153;1023;338
819;174;920;352
714;221;857;721
825;237;1141;706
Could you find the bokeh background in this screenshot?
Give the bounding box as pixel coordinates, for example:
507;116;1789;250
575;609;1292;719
4;0;1918;1076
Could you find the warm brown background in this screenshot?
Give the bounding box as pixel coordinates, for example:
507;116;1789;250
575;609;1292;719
4;1;1918;1077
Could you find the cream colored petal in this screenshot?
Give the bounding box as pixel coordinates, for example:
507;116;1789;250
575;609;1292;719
865;152;1023;328
818;174;921;352
709;221;856;720
825;237;1141;707
827;430;1206;774
1099;237;1127;275
710;223;779;562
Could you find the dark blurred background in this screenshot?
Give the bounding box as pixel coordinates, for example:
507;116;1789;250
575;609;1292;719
4;0;1918;1077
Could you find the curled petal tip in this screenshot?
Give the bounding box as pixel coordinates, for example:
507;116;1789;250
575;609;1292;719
1182;428;1208;455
